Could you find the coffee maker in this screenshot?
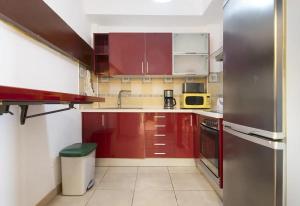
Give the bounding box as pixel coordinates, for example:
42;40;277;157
164;90;176;109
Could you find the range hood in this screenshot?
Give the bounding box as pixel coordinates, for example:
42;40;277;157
214;47;223;62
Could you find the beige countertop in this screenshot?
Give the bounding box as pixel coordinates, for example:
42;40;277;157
80;108;223;119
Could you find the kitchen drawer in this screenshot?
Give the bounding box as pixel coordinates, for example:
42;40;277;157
146;139;175;148
145;131;175;142
146;147;175;158
144;113;176;130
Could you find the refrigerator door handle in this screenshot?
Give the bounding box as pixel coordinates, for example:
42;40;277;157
223;121;285;140
224;126;285;150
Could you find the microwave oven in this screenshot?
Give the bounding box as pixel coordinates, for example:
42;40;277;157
180;93;211;109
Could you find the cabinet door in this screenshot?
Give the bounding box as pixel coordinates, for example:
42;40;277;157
145;33;172;75
109;33;145;75
175;113;194;158
82;113;114;158
112;113;145;158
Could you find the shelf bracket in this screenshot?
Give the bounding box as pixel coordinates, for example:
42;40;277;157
0;105;14;115
19;104;75;125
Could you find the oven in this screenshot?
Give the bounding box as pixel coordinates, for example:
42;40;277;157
199;118;223;188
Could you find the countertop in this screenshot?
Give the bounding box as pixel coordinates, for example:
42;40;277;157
80;108;223;119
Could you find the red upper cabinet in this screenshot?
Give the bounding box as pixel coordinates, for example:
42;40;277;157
109;33;145;75
108;33;172;75
145;33;172;75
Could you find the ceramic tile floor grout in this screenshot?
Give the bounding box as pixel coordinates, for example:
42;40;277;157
84;167;109;206
167;167;180;206
130;167;139;206
48;166;222;206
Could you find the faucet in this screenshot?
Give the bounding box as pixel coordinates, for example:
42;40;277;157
117;90;131;108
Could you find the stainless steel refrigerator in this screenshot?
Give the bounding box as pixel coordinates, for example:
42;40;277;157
223;0;285;205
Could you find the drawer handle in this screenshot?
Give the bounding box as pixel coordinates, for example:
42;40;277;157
155;125;166;128
154;152;166;155
154;115;166;118
154;134;166;137
154;143;166;146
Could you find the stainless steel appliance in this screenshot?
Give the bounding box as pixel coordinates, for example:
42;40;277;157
199;118;223;188
164;90;176;109
182;82;205;93
223;0;285;206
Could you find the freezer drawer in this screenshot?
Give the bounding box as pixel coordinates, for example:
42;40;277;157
223;127;284;206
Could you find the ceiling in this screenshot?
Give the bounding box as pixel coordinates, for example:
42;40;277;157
83;0;223;27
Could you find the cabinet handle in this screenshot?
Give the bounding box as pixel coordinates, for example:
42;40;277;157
154;134;166;137
146;61;149;74
142;61;144;74
154;152;166;155
155;125;166;128
154;115;166;118
154;143;166;146
101;114;105;127
190;115;193;127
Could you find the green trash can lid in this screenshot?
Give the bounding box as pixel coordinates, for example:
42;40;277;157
59;143;97;157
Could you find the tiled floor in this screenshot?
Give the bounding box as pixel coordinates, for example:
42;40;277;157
48;167;222;206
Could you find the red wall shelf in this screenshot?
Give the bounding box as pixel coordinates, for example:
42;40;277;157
0;85;104;124
0;85;104;104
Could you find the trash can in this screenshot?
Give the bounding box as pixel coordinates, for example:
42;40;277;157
59;143;97;196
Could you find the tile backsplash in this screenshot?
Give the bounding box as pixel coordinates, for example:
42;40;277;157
96;77;206;109
80;72;223;110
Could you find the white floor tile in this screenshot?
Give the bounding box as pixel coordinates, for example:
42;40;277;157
170;173;213;191
106;166;138;174
95;167;108;185
87;190;133;206
135;173;173;191
133;190;177;206
175;191;223;206
97;173;137;190
138;167;169;174
168;166;200;174
47;188;95;206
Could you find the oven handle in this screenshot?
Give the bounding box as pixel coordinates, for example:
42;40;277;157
200;123;219;132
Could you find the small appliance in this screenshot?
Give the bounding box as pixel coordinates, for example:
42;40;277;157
180;93;211;109
182;82;205;93
164;90;176;109
198;118;223;188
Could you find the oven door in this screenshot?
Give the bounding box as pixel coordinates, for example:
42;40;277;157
200;123;219;177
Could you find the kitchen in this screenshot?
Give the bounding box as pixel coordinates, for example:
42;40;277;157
0;0;299;206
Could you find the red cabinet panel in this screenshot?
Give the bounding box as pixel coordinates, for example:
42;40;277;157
145;33;172;75
175;113;195;158
83;112;196;159
108;33;172;75
82;113;145;158
112;113;145;158
109;33;145;75
82;113;114;157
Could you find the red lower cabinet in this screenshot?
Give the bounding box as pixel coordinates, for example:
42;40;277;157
112;113;145;158
82;112;195;159
144;113;176;158
144;113;194;158
82;113;115;157
175;113;195;158
82;112;145;158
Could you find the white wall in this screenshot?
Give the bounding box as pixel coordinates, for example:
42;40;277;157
286;0;300;205
43;0;92;46
0;20;82;206
82;0;212;16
